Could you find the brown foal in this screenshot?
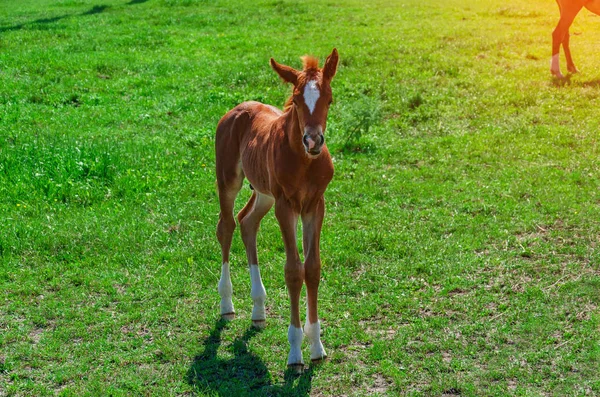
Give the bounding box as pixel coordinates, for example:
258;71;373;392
551;0;600;78
215;49;338;371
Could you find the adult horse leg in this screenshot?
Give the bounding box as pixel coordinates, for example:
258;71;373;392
275;199;304;372
302;197;327;363
581;1;600;72
562;30;579;74
584;0;600;18
552;2;583;78
238;192;275;328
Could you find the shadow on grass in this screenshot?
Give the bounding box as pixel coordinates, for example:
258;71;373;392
127;0;149;4
552;75;600;88
551;74;573;87
187;319;316;396
0;4;109;33
81;5;110;15
577;79;600;88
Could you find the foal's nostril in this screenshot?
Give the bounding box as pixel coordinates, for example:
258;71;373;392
303;133;324;152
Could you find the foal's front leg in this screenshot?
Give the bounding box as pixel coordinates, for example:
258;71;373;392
275;199;304;371
302;197;327;362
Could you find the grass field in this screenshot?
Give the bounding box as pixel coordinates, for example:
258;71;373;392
1;0;600;395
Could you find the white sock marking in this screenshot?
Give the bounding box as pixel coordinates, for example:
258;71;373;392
218;262;234;315
551;54;561;75
304;320;326;360
249;264;266;322
303;80;320;114
287;325;304;365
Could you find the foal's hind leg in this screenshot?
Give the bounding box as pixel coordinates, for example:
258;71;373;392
216;169;244;320
238;191;275;329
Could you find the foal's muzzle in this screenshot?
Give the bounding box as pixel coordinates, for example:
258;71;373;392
303;127;324;156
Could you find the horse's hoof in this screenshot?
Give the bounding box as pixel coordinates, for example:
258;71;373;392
221;312;235;321
568;67;579;74
287;363;304;374
311;355;327;364
550;69;564;79
251;319;266;329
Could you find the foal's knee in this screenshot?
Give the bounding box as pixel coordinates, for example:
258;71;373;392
552;28;566;48
239;217;257;244
284;261;304;287
304;257;321;282
216;216;236;242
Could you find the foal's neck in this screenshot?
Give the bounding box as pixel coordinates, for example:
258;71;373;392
282;106;306;157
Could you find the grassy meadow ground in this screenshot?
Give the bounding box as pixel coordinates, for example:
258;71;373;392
1;0;600;395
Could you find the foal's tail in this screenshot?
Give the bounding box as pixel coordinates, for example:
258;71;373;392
215;106;252;264
215;107;251;192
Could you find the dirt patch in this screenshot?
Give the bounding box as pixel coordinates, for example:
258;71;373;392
447;287;470;296
442;387;461;396
29;327;45;344
113;283;127;295
368;372;392;394
513;219;597;265
120;323;154;343
359;309;404;341
337;341;372;368
442;351;452;363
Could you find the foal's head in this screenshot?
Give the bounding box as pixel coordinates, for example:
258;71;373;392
270;49;339;157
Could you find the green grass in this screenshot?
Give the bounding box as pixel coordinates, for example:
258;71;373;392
1;0;600;395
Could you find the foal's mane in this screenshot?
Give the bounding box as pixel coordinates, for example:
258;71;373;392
283;55;320;112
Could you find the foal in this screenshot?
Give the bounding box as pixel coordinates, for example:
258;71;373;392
215;49;338;370
551;0;600;78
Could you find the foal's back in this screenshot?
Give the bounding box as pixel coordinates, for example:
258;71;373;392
216;101;282;146
215;100;284;195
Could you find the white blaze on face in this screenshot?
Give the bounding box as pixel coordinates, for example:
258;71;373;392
303;80;320;114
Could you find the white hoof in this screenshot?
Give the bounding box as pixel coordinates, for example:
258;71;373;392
219;296;235;319
310;342;327;362
251;319;266;329
221;312;235;321
304;321;327;361
287;326;304;367
250;265;266;325
251;302;266;324
218;262;234;318
550;55;563;79
287;363;304;374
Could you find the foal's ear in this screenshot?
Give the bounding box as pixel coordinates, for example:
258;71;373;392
323;48;339;82
270;58;299;85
